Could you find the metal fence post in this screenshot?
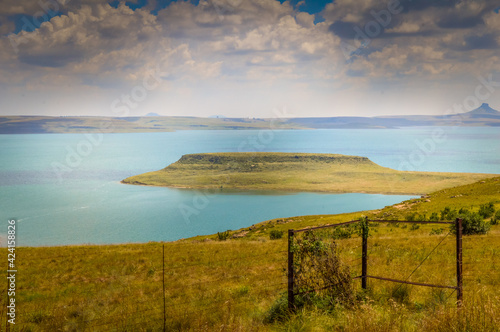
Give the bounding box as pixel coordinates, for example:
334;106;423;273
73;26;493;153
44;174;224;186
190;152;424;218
456;218;463;307
361;221;368;290
288;229;295;310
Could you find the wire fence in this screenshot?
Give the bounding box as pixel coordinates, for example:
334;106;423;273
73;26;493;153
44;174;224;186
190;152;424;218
0;219;498;331
286;219;471;309
0;241;288;331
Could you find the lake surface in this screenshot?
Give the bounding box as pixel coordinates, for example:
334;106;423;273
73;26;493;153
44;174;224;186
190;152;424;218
1;127;499;246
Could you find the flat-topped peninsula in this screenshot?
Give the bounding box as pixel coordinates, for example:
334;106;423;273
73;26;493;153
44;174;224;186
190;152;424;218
122;153;497;195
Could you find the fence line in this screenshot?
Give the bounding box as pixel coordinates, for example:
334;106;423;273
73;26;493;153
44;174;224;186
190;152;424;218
287;218;463;310
2;215;495;330
0;240;287;331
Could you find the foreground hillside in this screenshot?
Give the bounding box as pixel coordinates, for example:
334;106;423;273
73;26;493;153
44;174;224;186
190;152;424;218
4;177;500;331
122;152;496;195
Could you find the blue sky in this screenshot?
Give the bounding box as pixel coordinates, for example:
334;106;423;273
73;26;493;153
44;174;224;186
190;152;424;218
0;0;499;117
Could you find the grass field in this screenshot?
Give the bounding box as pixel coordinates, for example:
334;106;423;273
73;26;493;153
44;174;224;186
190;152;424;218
122;152;498;195
3;177;500;331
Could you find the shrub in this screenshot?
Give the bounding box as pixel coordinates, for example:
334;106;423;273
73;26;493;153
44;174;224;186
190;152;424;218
264;294;289;323
269;229;284;240
440;207;458;221
216;230;231;241
410;223;420;231
430;228;444;235
452;210;490;235
478;202;495;219
357;216;370;238
429;212;439;222
417;213;427;222
491;210;500;225
291;231;354;308
405;213;416;222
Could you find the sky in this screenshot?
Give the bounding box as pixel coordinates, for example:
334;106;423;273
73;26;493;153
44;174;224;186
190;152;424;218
0;0;499;118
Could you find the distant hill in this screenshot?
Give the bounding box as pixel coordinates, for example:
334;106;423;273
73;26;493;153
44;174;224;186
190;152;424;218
1;104;499;133
458;103;500;120
0;116;304;134
289;104;500;129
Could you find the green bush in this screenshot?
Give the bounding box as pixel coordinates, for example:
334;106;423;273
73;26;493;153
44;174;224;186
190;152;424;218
429;212;439;222
291;231;354;309
405;213;416;222
478;202;495;219
452;209;490;235
491;210;500;225
417;213;427;222
430;228;444;235
269;229;284;240
410;223;420;231
440;207;458;221
216;230;231;241
264;294;289;323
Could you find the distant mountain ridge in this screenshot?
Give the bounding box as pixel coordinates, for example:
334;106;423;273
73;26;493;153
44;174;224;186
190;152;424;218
463;103;500;119
1;104;499;133
289;103;500;129
472;103;499;114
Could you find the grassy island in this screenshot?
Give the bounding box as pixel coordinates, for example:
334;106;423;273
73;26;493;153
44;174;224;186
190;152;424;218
122;152;496;195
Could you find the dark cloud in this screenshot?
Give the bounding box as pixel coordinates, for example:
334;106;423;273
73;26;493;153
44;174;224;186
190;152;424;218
328;20;357;39
18;50;83;67
463;33;498;50
437;14;484;29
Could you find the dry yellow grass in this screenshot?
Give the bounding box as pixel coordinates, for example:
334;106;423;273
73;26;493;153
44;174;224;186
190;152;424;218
2;177;500;331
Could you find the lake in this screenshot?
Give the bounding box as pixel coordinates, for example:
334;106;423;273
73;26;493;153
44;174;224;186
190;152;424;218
1;127;499;246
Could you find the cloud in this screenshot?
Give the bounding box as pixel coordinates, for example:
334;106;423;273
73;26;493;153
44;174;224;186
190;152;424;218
1;0;499;117
322;0;499;85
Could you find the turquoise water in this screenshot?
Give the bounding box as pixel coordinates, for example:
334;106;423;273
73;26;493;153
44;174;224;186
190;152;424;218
1;127;499;246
